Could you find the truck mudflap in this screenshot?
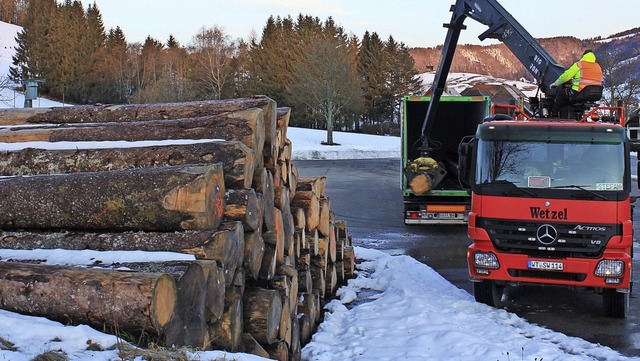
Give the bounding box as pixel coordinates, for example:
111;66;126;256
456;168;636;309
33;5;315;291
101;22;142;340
467;242;632;289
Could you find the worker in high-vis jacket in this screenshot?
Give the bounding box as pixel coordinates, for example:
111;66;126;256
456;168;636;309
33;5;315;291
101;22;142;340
550;49;603;115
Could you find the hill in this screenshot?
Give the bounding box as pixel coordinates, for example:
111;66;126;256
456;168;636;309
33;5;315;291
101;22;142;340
411;29;640;82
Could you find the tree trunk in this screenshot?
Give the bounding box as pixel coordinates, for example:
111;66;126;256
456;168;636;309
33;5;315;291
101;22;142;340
276;107;291;142
164;262;209;348
0;229;236;266
209;291;244;351
243;231;265;281
291;191;320;232
0;110;265;160
296;177;326;197
0;164;225;232
224;188;263;232
241;333;270;358
252;168;275;231
242;287;283;345
3;96;275;126
0;262;177;335
0;140;256;189
317;197;331;237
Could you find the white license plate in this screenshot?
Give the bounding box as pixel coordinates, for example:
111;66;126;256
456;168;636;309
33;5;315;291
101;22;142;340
432;213;458;219
528;260;564;271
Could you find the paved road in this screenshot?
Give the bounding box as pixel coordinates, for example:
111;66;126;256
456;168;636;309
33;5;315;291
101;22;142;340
296;157;640;358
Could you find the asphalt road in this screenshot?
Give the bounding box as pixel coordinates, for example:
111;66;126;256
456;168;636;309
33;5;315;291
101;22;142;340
295;157;640;358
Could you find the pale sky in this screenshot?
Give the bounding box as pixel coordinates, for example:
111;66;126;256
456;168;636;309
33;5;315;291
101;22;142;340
91;0;639;48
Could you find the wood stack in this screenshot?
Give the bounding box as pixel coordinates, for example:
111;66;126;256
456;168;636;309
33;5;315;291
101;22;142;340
0;96;356;360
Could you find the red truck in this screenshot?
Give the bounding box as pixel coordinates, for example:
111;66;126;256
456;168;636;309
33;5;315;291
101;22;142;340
414;0;634;317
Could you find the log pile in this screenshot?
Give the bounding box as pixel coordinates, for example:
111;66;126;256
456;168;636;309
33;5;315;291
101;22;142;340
0;96;356;360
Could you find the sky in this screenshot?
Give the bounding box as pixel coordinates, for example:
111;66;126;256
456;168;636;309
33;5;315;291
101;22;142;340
90;0;640;48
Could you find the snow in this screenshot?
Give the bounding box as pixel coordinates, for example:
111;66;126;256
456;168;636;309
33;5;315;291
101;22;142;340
0;20;638;361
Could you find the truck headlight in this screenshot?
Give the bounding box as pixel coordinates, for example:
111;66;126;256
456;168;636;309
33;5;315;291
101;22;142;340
474;252;499;269
595;260;624;277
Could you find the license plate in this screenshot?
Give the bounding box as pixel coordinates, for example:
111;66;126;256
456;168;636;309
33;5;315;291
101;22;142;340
528;260;564;271
432;213;458;219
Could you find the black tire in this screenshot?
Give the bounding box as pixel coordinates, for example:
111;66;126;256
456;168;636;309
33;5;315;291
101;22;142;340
602;289;629;318
473;280;502;307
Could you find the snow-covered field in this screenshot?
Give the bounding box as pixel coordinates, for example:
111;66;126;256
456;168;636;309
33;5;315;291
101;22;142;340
1;20;639;361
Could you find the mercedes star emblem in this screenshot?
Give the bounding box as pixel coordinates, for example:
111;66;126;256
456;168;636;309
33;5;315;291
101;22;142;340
536;224;557;245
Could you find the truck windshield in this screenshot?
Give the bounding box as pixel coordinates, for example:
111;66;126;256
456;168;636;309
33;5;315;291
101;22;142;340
475;140;625;193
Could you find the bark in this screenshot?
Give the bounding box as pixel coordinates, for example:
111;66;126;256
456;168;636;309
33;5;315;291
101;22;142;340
5;97;275;126
0;229;236;266
0;164;225;232
0;110;265;160
311;267;326;299
0;140;255;189
0;262;177;335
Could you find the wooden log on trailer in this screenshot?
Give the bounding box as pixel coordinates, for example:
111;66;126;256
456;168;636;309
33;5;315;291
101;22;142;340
0;140;256;189
0;164;225;232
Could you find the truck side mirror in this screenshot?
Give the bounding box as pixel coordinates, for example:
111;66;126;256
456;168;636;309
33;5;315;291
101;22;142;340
458;136;475;189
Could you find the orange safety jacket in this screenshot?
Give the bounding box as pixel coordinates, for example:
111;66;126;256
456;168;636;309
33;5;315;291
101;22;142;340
553;51;603;92
576;60;602;91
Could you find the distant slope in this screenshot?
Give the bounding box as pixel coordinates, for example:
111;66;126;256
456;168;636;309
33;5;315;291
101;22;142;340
411;30;640;82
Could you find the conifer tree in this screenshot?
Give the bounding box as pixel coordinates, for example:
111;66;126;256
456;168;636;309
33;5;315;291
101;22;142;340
358;31;387;125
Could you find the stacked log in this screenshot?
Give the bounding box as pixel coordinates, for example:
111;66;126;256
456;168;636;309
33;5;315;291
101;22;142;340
0;97;356;360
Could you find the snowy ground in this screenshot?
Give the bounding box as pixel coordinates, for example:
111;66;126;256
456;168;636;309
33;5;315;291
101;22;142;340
1;20;639;361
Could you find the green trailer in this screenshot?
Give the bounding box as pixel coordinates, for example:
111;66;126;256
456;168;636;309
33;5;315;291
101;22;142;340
402;95;490;225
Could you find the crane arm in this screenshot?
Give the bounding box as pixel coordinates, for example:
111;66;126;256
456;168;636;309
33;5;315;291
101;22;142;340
420;0;565;152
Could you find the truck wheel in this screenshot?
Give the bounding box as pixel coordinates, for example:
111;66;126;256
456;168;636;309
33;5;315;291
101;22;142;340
602;289;629;318
473;280;502;307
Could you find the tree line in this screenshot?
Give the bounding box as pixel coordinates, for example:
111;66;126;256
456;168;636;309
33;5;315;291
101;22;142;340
6;0;422;135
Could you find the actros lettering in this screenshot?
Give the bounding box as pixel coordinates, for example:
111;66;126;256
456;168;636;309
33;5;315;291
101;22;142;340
529;207;568;220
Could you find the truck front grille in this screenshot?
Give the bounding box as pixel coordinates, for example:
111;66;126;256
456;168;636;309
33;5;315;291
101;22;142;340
476;218;619;258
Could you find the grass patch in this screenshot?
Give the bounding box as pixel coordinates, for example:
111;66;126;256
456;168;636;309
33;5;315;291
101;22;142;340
31;350;68;361
0;337;17;351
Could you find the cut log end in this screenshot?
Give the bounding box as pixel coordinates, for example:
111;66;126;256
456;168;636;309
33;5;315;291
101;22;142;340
151;273;178;330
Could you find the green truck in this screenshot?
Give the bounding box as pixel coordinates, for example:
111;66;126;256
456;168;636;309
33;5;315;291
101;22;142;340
402;95;490;225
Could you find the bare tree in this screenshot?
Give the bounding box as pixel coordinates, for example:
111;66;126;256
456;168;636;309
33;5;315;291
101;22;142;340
0;76;17;107
288;35;362;144
599;49;640;111
189;26;236;100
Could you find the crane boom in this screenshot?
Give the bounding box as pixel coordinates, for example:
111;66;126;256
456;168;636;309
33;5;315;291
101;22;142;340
420;0;565;152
